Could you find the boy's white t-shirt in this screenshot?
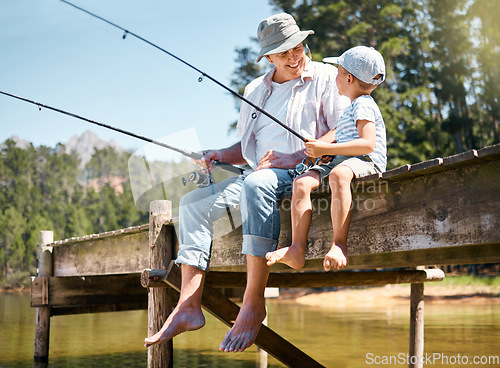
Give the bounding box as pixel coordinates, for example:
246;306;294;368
253;78;299;162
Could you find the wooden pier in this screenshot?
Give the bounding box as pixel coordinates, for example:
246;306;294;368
31;144;500;367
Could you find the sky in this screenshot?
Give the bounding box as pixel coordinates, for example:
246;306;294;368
0;0;277;159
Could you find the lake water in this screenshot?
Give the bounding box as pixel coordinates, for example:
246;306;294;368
0;292;499;367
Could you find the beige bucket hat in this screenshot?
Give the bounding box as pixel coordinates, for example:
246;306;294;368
256;13;314;62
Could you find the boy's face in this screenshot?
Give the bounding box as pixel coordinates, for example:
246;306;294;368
265;43;306;83
335;65;350;95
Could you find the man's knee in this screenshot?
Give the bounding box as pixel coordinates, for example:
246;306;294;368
242;169;276;198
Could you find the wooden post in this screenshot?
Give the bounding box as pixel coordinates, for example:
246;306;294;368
34;231;53;367
148;200;174;368
409;282;424;368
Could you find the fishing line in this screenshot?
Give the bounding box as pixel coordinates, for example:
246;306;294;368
59;0;309;143
0;90;242;174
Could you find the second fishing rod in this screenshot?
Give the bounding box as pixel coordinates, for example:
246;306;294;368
60;0;310;144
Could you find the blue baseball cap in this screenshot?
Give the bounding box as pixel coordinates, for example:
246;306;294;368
323;46;385;85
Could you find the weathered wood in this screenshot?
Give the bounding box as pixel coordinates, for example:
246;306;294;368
148;200;174;368
34;231;53;366
442;149;482;169
142;268;444;288
477;143;500;161
31;274;147;308
161;262;325;368
50;302;148;316
409;283;424;368
210;158;500;271
52;228;150;276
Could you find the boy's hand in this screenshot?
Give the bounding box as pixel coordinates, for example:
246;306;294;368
305;139;335;158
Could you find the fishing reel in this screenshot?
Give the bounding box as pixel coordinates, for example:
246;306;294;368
293;158;321;176
291;155;335;177
181;170;213;188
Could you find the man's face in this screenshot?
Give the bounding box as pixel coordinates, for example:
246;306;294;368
265;43;306;83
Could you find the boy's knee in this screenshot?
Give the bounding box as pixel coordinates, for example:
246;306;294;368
293;172;320;194
329;166;354;189
293;176;315;195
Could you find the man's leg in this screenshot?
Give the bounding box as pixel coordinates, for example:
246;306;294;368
219;168;291;352
146;175;244;347
219;255;269;352
144;264;206;347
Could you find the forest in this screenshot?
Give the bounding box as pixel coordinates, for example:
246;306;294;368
1;0;498;287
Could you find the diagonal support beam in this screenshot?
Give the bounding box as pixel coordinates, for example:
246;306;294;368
142;262;325;368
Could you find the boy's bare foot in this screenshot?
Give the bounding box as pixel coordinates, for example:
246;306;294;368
265;245;306;269
144;305;205;347
219;300;266;352
323;243;348;271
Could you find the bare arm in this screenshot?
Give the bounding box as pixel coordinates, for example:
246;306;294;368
305;121;376;158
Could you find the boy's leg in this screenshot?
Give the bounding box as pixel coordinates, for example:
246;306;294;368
144;264;206;347
324;165;354;271
265;170;321;269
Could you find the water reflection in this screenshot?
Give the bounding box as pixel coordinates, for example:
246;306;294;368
0;293;498;367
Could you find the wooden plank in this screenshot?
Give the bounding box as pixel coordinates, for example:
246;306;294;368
52;228;150;276
355;172;382;184
381;164;413;181
31;274;147;308
210;159;500;271
51;302;147;316
442;149;483;169
142;268;444;288
162;262;325;368
409;157;445;175
477;143;500;161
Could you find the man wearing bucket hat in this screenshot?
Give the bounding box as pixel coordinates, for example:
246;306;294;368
145;13;349;353
266;46;387;273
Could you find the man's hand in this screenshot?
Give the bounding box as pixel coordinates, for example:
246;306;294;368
191;150;222;171
256;150;301;170
305;139;335;158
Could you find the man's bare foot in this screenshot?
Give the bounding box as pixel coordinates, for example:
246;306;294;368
265;245;306;269
144;305;205;347
219;300;266;352
323;243;348;271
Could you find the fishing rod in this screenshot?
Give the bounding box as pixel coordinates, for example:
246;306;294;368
59;0;309;143
0;90;242;175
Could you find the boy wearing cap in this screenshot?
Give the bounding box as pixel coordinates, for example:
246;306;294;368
145;13;349;353
266;46;387;272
